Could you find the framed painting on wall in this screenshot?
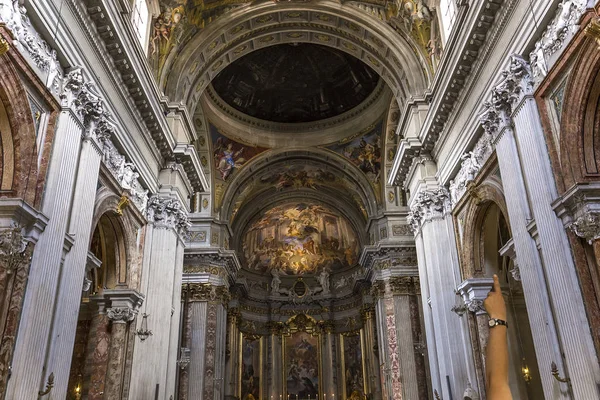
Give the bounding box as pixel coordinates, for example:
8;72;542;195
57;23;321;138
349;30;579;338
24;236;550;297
239;333;263;400
340;332;367;399
283;331;321;399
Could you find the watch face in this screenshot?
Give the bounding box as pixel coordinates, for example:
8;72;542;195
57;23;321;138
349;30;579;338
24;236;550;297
488;319;496;327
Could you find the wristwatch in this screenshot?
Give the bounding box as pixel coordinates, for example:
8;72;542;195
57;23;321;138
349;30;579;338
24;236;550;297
488;318;508;328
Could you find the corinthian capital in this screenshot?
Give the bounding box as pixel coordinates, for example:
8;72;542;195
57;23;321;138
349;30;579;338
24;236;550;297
146;195;191;235
408;187;452;232
107;307;136;323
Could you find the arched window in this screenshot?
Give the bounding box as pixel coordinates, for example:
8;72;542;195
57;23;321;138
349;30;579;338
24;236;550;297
132;0;150;51
439;0;457;41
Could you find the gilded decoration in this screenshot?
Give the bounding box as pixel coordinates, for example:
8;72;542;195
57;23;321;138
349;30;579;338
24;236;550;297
184;283;230;303
242;202;359;276
388;276;420;296
182;264;225;277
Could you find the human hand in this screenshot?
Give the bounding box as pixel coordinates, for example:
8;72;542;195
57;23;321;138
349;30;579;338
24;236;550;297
483;274;507;320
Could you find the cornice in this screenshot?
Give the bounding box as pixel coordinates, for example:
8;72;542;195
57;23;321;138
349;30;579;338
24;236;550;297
390;0;510;186
73;0;205;192
202;79;388;138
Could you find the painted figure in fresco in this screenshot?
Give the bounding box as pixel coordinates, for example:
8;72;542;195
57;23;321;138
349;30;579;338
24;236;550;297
214;138;246;180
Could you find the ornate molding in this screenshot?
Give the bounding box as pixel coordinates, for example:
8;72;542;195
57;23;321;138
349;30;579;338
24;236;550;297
146;196;190;235
570;211;600;244
388;276;420;296
407;187;452;232
61;68;150;212
0;0;63;95
106;307;136;323
529;0;588;84
184;283;230;304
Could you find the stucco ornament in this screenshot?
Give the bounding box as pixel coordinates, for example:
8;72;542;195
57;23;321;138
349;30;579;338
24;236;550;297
60;68;149;212
570;211;600;244
529;0;588;83
146;195;191;235
450;56;533;203
0;0;63;94
408;188;452;232
107;307;137;323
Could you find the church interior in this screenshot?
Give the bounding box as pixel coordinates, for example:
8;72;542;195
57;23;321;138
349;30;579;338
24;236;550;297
1;0;600;399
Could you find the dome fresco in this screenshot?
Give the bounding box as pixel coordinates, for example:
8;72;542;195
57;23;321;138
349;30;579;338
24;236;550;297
242;202;359;276
211;43;380;123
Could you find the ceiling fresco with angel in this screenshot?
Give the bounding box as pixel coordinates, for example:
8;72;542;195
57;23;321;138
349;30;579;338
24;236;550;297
326;121;383;200
150;0;250;76
242;202;359;276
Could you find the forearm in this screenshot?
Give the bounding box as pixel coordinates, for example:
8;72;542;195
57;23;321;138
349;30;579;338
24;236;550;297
486;325;511;397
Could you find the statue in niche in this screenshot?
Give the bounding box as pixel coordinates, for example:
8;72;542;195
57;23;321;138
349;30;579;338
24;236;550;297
318;269;330;295
270;269;289;296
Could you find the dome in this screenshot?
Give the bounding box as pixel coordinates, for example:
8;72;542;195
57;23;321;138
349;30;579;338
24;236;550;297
211;43;380;123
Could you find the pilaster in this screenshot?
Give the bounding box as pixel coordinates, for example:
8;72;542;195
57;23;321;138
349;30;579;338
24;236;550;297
183;282;230;400
6;68;94;400
408;187;477;399
128;195;189;400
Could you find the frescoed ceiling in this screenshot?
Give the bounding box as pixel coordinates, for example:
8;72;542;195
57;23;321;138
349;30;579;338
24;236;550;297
242;201;359;276
210;43;380;123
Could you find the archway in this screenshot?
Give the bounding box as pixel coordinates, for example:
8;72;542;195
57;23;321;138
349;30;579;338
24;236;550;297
476;202;543;400
66;212;128;400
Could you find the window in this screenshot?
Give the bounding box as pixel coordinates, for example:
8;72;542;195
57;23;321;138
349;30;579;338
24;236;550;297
132;0;150;49
439;0;457;40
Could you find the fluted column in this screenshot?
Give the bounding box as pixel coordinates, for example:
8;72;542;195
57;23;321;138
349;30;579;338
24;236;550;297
408;189;477;400
480;56;575;399
322;323;337;398
128;196;189;400
184;283;229;400
46;95;108;400
506;55;600;397
5;69;87;400
413;232;440;396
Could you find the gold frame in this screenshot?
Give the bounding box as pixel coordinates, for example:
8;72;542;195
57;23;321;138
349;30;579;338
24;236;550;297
340;330;368;399
239;332;264;400
282;332;322;400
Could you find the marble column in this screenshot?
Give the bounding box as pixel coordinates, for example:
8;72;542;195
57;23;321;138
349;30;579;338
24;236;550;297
5;69;87;400
267;322;284;399
83;296;111;400
184;283;229;400
224;307;240;400
374;276;424;400
505;55;600;398
128;196;189;400
408;189;477;400
46;98;107;400
360;304;382;398
104;289;143;400
322;323;337;398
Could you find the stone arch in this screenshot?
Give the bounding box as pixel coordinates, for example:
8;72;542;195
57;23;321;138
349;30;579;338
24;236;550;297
90;186;144;290
219;147;380;223
458;177;510;279
559;33;600;190
162;2;430;114
0;45;58;207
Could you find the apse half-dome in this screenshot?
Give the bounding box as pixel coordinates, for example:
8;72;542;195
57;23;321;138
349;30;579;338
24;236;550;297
211;43;380;123
242;202;359;276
